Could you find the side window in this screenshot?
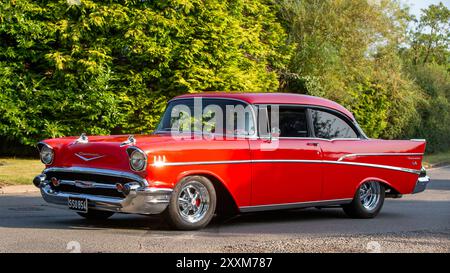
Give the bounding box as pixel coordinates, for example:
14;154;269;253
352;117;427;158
278;107;309;137
266;106;309;138
311;109;358;139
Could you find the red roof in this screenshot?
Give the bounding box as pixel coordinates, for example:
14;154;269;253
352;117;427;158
174;92;354;120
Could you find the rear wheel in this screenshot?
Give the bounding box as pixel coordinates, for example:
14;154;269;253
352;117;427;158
77;210;115;220
163;176;216;230
343;181;385;218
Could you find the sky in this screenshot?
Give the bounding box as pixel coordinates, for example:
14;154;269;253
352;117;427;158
403;0;450;18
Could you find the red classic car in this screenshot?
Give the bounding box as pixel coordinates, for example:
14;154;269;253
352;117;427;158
33;92;430;230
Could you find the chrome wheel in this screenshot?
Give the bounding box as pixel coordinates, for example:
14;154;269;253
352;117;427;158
177;181;210;223
359;181;381;211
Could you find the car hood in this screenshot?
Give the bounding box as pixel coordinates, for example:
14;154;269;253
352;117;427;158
42;134;175;173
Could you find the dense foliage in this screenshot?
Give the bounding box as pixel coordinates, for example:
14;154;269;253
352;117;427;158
0;0;449;154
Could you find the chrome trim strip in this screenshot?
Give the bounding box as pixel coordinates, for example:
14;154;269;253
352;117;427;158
240;198;352;212
153;159;421;174
337;152;424;161
42;167;148;186
277;137;362;141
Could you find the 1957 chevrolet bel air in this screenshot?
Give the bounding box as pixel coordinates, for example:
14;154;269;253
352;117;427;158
33;93;430;230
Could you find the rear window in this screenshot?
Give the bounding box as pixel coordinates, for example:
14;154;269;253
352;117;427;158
311;109;357;139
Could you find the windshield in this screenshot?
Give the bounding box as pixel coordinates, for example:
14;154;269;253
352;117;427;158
156;98;255;136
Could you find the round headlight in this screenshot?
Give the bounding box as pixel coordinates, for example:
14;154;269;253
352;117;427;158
129;149;147;171
40;145;54;165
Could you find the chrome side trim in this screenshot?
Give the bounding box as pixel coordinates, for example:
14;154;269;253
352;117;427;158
323;160;421;174
153;159;421;174
42;167;148;186
239;198;352;212
337;153;424;161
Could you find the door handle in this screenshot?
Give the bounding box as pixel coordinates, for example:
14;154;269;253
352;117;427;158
307;142;319;146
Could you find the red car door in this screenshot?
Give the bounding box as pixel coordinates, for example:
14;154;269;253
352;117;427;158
248;105;323;207
308;108;362;200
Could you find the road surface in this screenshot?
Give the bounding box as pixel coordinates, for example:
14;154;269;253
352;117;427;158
0;167;449;253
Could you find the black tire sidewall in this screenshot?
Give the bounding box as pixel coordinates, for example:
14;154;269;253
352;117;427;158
165;175;216;230
344;181;385;218
355;182;385;217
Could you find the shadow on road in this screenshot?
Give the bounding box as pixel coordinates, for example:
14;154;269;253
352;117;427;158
2;192;448;236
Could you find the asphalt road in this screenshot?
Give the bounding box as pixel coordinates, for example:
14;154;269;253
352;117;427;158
0;167;449;253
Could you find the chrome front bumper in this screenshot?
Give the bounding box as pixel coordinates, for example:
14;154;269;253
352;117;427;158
39;184;172;214
34;168;172;215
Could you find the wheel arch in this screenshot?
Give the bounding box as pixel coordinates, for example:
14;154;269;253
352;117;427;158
356;177;401;196
175;170;239;215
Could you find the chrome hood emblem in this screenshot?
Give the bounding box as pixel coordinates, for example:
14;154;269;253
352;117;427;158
75;152;105;161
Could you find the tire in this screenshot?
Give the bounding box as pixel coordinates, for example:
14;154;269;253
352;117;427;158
77;210;115;220
163;175;216;230
342;181;385;219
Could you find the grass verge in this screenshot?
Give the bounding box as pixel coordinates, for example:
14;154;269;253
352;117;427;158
423;150;450;169
0;158;43;187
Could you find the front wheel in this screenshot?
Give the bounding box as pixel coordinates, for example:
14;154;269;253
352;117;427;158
77;210;115;220
163;176;216;230
342;181;385;218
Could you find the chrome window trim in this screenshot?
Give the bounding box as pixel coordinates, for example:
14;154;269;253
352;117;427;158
275;137;362;141
308;107;362;140
42;167;148;186
338;152;424;161
151;159;421;174
253;103;366;140
155;98;369;141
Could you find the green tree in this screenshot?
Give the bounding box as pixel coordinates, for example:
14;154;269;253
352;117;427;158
0;0;290;147
279;0;422;139
405;2;450;65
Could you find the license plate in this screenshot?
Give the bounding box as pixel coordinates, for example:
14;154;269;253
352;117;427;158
68;197;88;213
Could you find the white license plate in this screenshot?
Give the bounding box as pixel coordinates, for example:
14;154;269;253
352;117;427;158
68;197;88;213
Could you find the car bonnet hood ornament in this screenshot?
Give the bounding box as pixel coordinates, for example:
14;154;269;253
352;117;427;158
120;135;136;147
